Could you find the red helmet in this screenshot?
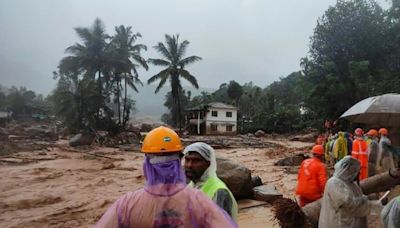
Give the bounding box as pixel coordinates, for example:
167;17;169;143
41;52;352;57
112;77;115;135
354;128;364;136
311;145;324;155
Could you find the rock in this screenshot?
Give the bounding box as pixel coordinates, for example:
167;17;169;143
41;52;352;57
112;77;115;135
216;156;253;199
254;130;266;137
69;133;93;147
253;185;282;203
102;162;115;170
275;154;308;166
252;176;263;187
289;132;318;142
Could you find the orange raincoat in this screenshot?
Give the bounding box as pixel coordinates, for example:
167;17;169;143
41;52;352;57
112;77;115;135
352;138;368;180
296;157;327;207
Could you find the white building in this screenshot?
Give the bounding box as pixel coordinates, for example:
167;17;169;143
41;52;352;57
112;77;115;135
185;102;238;135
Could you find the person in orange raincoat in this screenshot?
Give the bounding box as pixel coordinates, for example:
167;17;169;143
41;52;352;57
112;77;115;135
296;145;328;207
352;128;368;181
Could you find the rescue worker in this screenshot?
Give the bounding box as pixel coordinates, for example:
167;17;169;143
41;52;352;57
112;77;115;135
183;142;238;220
319;156;383;228
332;131;348;162
381;196;400;228
377;128;395;173
352;128;368;180
96;127;237;228
295;145;327;207
366;129;379;177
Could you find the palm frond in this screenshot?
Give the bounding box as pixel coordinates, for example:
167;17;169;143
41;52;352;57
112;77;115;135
74;27;92;43
154;42;172;61
177;40;189;60
178;56;202;67
165;34;178;61
131;44;147;52
148;58;171;67
179;69;199;89
155;75;169;93
131;54;149;70
148;68;170;85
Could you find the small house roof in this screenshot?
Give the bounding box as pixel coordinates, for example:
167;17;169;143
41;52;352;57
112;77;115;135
208;102;238;110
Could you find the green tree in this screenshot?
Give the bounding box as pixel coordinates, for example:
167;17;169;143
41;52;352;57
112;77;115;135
109;25;148;127
148;34;202;131
227;80;243;105
58;18;110;126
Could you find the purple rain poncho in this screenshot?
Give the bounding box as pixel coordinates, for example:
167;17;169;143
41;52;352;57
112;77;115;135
95;155;237;228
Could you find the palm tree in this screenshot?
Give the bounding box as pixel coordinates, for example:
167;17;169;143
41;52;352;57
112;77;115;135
148;34;202;131
109;25;148;127
58;18;110;122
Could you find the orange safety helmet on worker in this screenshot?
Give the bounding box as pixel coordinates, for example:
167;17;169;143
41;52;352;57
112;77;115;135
352;128;368;181
141;126;183;153
96;126;237;228
295;145;327;207
379;128;389;136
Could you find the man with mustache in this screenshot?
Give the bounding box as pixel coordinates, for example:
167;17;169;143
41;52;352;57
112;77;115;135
184;142;238;221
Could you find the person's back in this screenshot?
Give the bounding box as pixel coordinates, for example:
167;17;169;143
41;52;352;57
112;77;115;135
352;128;368;180
333;132;348;162
378;129;395;173
296;145;327;207
381;196;400;228
95;126;236;228
97;184;235;227
368;139;379;176
319;156;370;228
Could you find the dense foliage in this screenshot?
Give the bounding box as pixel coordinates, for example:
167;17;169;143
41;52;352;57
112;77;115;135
52;19;147;133
0;86;51;120
177;0;400;134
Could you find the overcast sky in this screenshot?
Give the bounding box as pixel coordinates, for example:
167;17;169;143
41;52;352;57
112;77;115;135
0;0;389;95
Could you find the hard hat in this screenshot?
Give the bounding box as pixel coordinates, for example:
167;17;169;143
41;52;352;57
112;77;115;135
366;129;378;137
354;128;364;136
311;145;324;155
141;126;183;153
378;128;389;136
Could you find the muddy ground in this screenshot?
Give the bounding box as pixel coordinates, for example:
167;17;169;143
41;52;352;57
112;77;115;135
0;135;382;227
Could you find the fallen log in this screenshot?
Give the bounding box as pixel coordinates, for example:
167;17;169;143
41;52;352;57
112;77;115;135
302;169;400;222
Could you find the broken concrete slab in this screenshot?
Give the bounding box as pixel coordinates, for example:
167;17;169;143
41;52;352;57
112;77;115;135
253;185;282;203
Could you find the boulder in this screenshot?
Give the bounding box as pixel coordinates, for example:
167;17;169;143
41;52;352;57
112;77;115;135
253;185;282;203
251;175;263;187
69;133;93;147
275;154;308;166
216;156;253;199
254;130;266;137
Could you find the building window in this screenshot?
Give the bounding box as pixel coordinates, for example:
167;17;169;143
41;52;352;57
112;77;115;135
226;111;232;117
226;125;233;132
211;111;218;117
211;124;218;132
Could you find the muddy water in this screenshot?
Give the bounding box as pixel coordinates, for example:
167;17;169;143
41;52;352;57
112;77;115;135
0;138;309;227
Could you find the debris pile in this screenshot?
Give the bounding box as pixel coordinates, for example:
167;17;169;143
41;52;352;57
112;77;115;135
271;198;310;228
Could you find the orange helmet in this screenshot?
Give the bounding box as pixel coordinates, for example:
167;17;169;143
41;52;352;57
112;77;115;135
141;126;183;153
366;129;378;137
379;128;389;136
311;145;324;155
354;128;364;136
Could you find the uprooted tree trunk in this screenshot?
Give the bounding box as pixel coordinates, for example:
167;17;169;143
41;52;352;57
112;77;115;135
302;169;400;223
